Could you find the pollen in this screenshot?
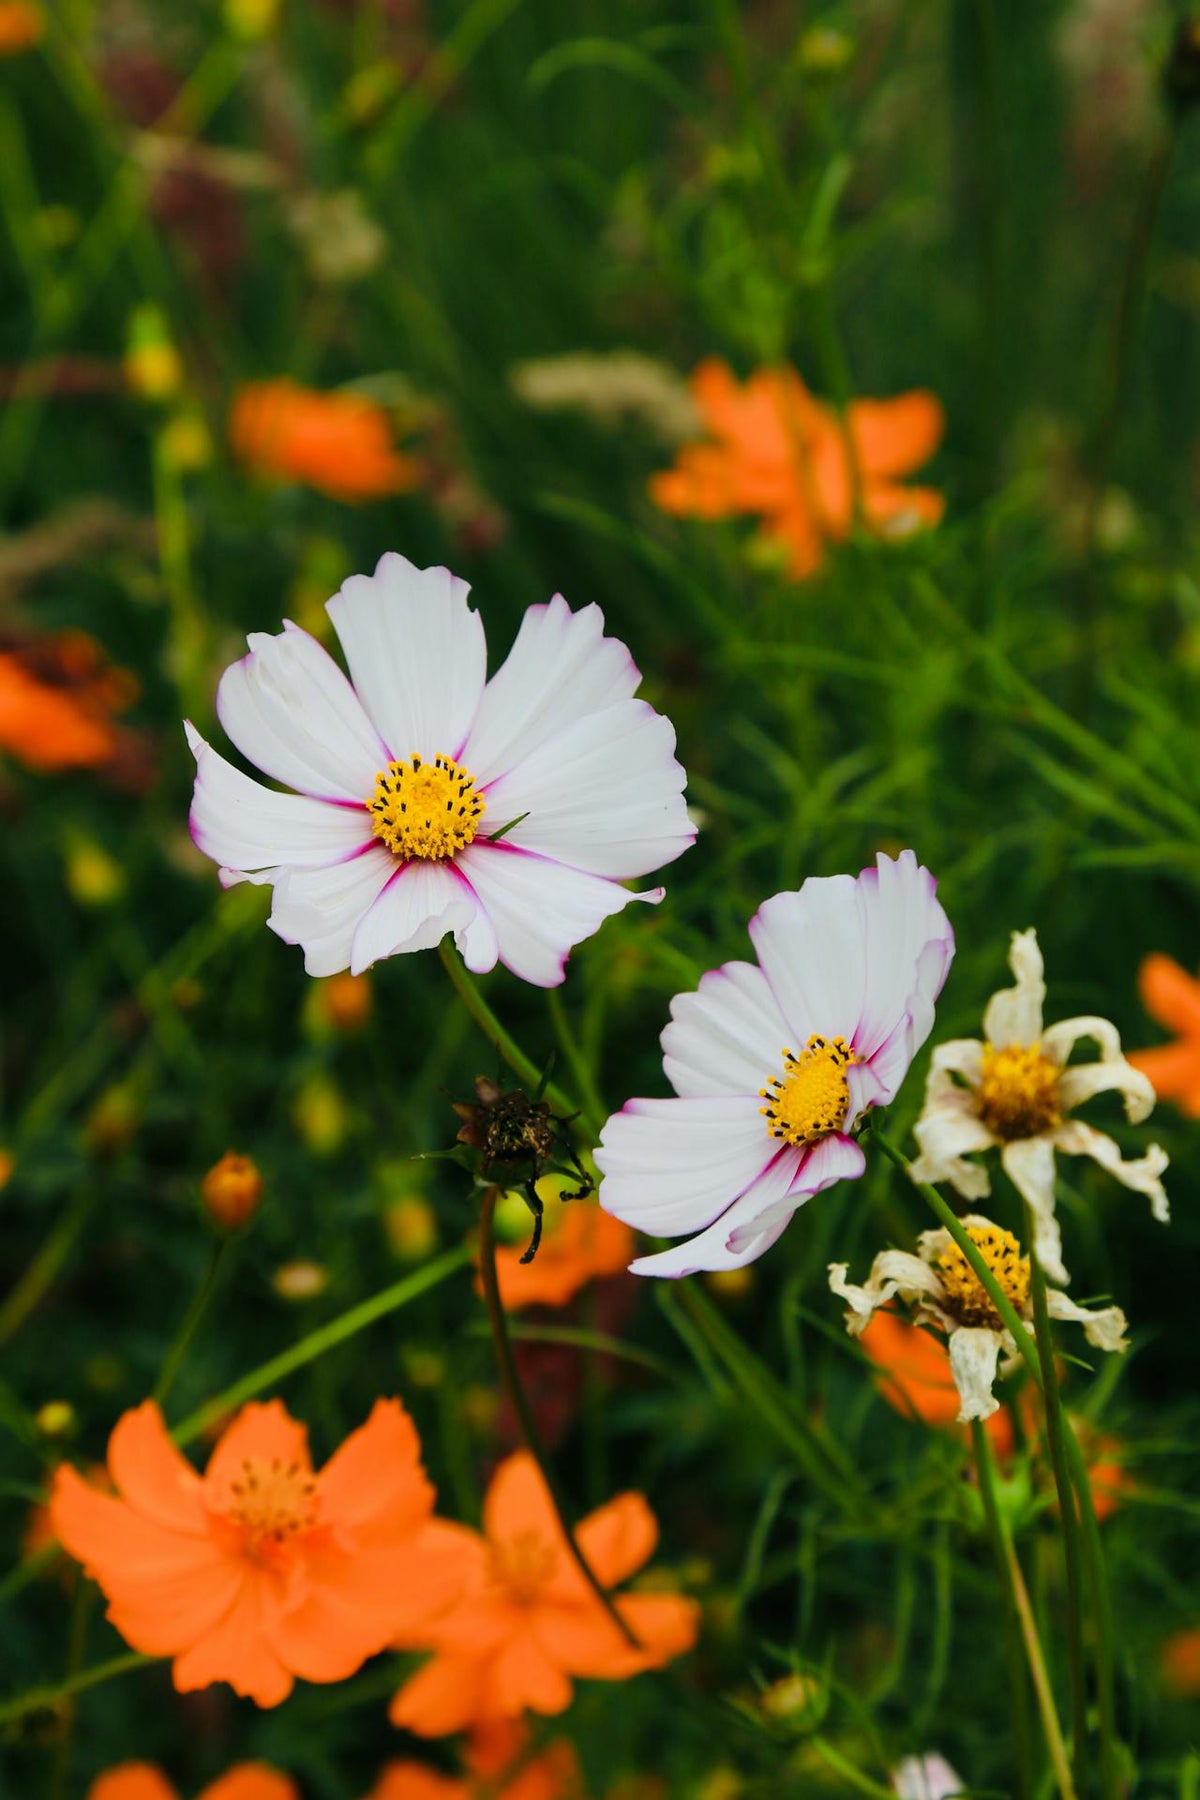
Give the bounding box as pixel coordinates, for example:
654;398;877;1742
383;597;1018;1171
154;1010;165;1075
977;1042;1062;1141
226;1455;318;1559
366;752;484;861
488;1527;558;1606
936;1224;1031;1330
760;1035;857;1146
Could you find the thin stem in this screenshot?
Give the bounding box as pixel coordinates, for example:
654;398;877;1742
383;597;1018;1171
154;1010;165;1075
1025;1203;1090;1792
546;987;606;1140
437;942;577;1122
0;1652;150;1730
1003;1516;1079;1800
1065;1428;1120;1800
971;1420;1036;1800
0;1183;96;1349
171;1246;469;1446
153;1237;231;1407
47;1581;92;1800
477;1185;639;1649
809;1738;899;1800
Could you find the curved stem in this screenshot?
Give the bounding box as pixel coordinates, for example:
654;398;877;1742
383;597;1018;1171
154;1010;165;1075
0;1651;149;1730
153;1237;230;1407
971;1421;1038;1800
478;1185;640;1649
438;942;578;1123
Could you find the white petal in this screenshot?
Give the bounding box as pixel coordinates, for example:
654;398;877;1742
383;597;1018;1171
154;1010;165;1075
1051;1120;1170;1224
216;620;389;802
462;595;639;783
479;698;693;880
1055;1045;1156;1124
828;1246;941;1334
845;1059;888;1124
983;928;1045;1048
267;847;396;976
947;1325;1003;1422
186;723;374;875
748;875;866;1042
1044;1289;1129;1354
999;1136;1068;1284
910;1085;995;1201
596;1095;778;1235
625;1142;805;1278
854;850;954;1083
661;959;791;1099
928;1038;985;1086
892;1753;967;1800
349;859;479;975
326;553;486;761
454;842;656;989
728;1131;866;1251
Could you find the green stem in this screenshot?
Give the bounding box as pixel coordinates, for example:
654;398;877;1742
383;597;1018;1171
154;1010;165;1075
809;1738;899;1800
1025;1203;1090;1792
546;987;606;1140
0;1652;150;1730
477;1186;639;1648
153;1237;231;1407
970;1421;1037;1800
437;942;577;1122
47;1581;93;1800
1065;1428;1120;1800
0;1184;96;1349
171;1246;469;1446
1001;1506;1079;1800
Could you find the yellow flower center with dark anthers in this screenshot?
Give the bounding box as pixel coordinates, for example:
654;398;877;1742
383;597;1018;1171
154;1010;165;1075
935;1225;1031;1330
488;1528;558;1606
366;752;485;861
226;1456;318;1558
760;1035;857;1146
977;1042;1062;1141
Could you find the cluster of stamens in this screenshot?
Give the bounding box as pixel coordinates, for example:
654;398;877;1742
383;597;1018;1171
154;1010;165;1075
366;752;484;862
226;1455;318;1558
935;1225;1031;1330
760;1034;857;1146
977;1042;1062;1142
488;1528;557;1606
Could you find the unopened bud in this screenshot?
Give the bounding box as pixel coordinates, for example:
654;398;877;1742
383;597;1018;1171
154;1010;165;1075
384;1194;438;1262
124;305;182;402
313;970;372;1034
799;25;855;75
64;834;124;907
200;1150;262;1231
759;1671;827;1734
706;1266;754;1302
272;1259;327;1301
34;1400;76;1439
293;1072;349;1156
160;412;212;473
223;0;279;40
86;1083;139;1157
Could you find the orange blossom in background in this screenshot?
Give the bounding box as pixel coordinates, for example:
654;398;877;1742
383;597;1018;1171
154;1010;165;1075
228;378;420;503
1130;953;1200;1116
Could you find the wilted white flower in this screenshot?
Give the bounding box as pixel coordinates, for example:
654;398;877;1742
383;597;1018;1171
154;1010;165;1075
829;1214;1128;1424
892;1752;967;1799
511;351;702;443
910;928;1168;1282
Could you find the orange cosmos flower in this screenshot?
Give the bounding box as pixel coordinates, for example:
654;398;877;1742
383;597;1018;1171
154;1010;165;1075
51;1396;464;1707
650;359;944;579
0;631;137;774
390;1451;699;1736
0;2;43;54
370;1721;584;1800
1129;954;1200;1115
89;1766;297;1800
229;378;420;503
860;1311;1015;1456
486;1185;636;1310
1161;1627;1200;1698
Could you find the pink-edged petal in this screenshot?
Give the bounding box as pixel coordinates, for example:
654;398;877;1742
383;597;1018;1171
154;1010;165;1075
454;842;656;988
748;875;866;1044
349;858;479;976
662;959;791;1099
596;1094;779;1235
216;620;389;802
326;553;486;762
627;1141;806;1277
726;1131;865;1251
186;723;374;876
854;850;953;1076
479;698;693;880
267;846;396;976
463;595;639;784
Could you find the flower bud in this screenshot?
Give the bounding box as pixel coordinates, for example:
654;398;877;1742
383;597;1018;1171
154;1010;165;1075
293;1071;349;1156
86;1083;139;1157
64;833;125;907
34;1400;76;1439
759;1670;828;1735
223;0;279;40
200;1150;262;1231
124;304;182;402
159;412;212;473
272;1259;327;1301
383;1194;438;1262
313;970;372;1034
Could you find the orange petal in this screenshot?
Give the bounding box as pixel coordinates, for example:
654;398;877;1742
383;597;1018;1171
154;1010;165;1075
270;1538;465;1681
1128;1041;1200;1108
102;1551;244;1658
171;1576;293;1707
483;1452;559;1546
88;1767;178;1800
203;1401;311;1501
389;1521;489;1646
598;1592;700;1675
317;1398;432;1541
362;1767;467;1800
648;448;743;519
107;1401;207;1535
390;1652;491;1737
759;505;825;580
572;1491;657;1590
1138;953;1200;1036
495;1205;635;1311
0;654;116;771
50;1465;226;1592
501;1740;585;1800
200;1769;301;1800
490;1630;575;1718
849;392;945;476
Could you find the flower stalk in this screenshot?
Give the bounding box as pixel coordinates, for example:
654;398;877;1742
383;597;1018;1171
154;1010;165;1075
970;1419;1038;1800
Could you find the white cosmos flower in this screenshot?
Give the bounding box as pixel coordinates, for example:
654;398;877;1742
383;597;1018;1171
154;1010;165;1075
596;850;954;1277
891;1753;967;1800
828;1213;1128;1423
909;928;1169;1282
186;553;693;984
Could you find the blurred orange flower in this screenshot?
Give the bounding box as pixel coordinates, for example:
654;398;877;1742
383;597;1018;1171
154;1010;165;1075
0;631;137;773
487;1189;635;1310
860;1311;1014;1456
1129;954;1200;1115
0;2;43;54
89;1766;297;1800
649;360;944;579
370;1720;584;1800
1161;1627;1200;1698
51;1397;464;1706
229;378;420;503
390;1451;699;1736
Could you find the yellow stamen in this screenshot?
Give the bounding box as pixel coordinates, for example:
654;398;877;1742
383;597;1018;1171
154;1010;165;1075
488;1528;557;1605
366;752;484;861
226;1456;318;1557
760;1035;857;1146
978;1042;1062;1141
936;1224;1030;1330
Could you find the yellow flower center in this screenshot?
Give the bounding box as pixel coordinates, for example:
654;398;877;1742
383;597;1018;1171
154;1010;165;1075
935;1225;1031;1330
489;1528;558;1606
760;1035;857;1146
366;752;484;861
977;1042;1062;1141
226;1455;318;1558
